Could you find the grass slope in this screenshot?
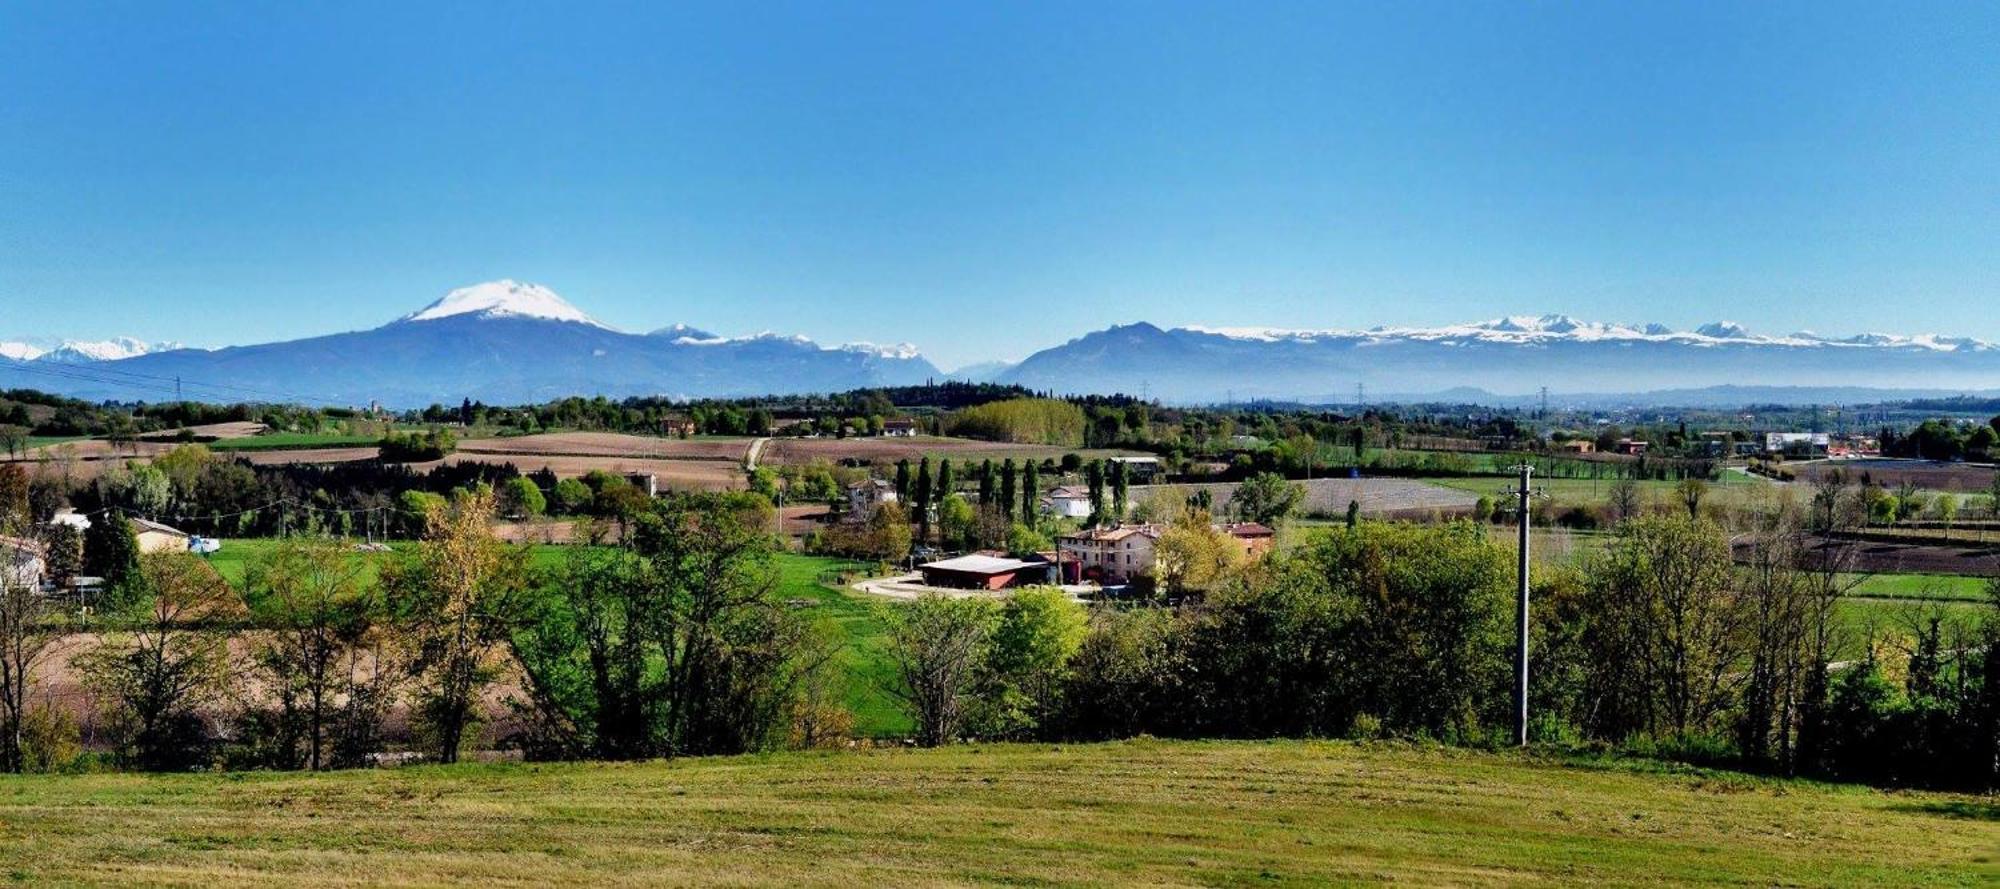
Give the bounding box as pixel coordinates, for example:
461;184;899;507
0;740;1990;886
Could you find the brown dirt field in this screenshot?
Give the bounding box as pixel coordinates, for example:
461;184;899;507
763;436;1135;466
237;447;381;466
1133;477;1481;519
462;454;742;490
1804;535;2000;576
1790;458;1998;493
457;432;751;462
138;421;268;441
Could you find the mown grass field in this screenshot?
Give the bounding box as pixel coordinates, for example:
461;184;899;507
0;739;1989;887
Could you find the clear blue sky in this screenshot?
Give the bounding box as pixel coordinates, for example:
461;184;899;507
4;2;1997;370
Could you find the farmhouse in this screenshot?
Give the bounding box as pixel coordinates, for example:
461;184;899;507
1613;438;1648;456
846;478;899;520
1557;440;1595;455
1220;522;1277;558
881;418;919;437
1058;524;1162;584
130;517;191;554
1106;456;1161;482
917;554;1045;590
1044;485;1092;519
0;536;45;590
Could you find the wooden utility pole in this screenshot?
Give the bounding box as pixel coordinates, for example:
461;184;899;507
1511;463;1533;747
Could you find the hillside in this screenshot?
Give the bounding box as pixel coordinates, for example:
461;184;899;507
0;740;1989;886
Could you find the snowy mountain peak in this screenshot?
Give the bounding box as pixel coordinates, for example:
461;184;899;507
402;280;603;326
0;336;181;363
1695;321;1753;340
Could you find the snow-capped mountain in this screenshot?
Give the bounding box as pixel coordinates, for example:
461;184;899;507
0;281;940;406
0;336;182;363
999;315;2000;403
400;280;604;326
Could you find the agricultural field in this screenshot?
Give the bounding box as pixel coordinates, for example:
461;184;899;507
207;432;381;451
1137;477;1480;519
1790;457;1999;494
1434;472;1773;512
456;431;752;462
760;434;1138;468
0;739;1988;886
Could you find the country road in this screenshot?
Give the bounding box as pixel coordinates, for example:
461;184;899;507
745;437;771;471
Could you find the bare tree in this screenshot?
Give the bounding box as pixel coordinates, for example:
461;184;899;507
0;574;62;772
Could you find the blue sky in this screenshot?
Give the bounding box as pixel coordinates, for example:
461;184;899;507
3;2;1997;370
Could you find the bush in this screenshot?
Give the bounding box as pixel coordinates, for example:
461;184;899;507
20;702;79;773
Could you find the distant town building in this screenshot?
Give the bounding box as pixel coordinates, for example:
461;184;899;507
1763;432;1830;459
659;415;697;438
1613;438;1649;456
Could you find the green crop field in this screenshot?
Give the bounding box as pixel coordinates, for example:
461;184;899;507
0;739;1988;886
1847;572;1993;603
206;432;383;451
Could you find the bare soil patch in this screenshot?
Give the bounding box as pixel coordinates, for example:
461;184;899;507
458;432;750;462
1790;458;1998;493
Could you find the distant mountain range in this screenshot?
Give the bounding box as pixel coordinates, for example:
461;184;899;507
7;291;2000;408
0;281;939;406
993;315;2000;405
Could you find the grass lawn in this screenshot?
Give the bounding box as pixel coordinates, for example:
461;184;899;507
24;435;89;449
0;739;1988;886
774;555;910;737
1847;572;1993;603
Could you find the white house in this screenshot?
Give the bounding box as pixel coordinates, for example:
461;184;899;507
1044;485;1093;519
846;478;899;520
0;536;46;590
48;509;91;532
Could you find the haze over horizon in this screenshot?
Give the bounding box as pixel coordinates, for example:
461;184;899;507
5;3;1998;370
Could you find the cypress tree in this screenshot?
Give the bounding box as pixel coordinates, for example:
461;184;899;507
1110;460;1129;519
1021;461;1039;527
915;458;932;542
1000;459;1017;520
978;459;994;506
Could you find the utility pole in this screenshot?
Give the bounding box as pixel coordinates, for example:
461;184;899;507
1510;463;1533;747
